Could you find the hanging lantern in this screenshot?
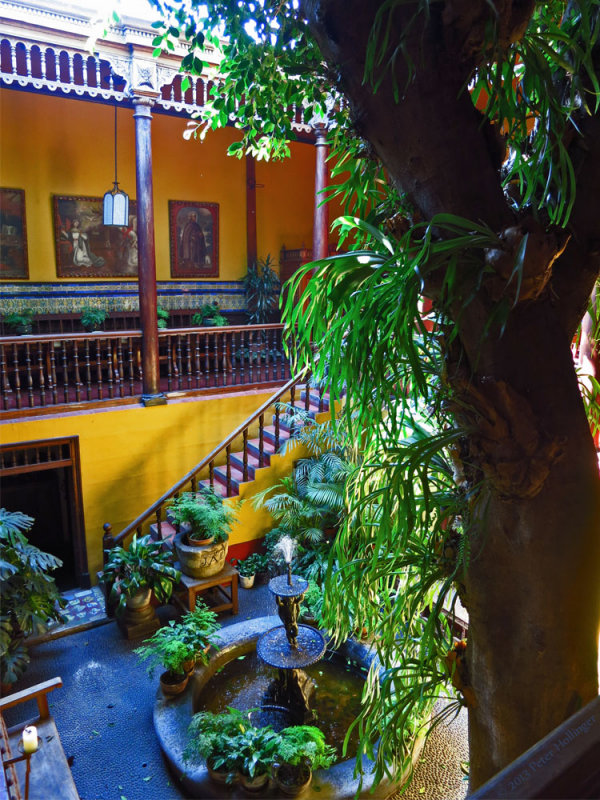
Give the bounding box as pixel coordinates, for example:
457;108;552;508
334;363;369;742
103;104;129;226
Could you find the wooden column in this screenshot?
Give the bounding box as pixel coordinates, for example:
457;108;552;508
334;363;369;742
246;154;258;270
133;93;165;406
312;123;329;262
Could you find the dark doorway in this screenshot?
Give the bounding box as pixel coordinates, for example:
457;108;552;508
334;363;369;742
0;436;89;590
2;468;77;590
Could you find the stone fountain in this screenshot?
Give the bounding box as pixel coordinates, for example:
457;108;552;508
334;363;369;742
256;538;326;723
153;537;425;798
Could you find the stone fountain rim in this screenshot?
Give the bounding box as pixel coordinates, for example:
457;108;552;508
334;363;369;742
153;614;425;800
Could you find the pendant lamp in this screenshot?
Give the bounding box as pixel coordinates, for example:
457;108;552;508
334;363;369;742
103;104;129;226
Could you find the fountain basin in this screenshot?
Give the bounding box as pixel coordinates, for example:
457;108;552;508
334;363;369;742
154;616;425;799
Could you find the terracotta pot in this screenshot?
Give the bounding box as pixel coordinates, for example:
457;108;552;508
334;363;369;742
239;771;269;794
187;534;215;547
174;532;228;578
239;574;255;589
273;762;312;796
159;670;189;697
181;658;196;675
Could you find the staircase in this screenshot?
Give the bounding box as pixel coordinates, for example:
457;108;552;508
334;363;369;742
102;374;330;562
148;384;329;549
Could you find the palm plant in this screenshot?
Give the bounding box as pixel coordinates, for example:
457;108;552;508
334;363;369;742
243;254;280;325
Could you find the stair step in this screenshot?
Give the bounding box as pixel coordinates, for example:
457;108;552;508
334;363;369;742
199;479;229;497
229;451;260;481
246;437;275;466
300;389;330;412
213;462;247;494
149;520;177;549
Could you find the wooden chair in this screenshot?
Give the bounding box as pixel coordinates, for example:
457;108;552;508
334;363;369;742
0;678;79;800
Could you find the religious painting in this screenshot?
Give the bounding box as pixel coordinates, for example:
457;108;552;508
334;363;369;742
0;188;29;279
53;195;139;278
169;200;219;278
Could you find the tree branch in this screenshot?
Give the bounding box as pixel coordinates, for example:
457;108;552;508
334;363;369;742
301;0;515;230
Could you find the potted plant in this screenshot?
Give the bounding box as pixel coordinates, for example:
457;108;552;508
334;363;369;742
192;302;228;327
184;707;249;785
169;490;226;545
80;306;108;332
273;725;336;796
232;720;281;792
0;509;67;688
157;305;170;329
232;553;269;589
134;622;197;696
100;533;181;615
171;489;240;579
177;602;221;666
3;309;34;335
243;255;280;324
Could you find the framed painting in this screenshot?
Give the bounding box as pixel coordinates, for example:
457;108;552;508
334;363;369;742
0;188;29;279
53;195;138;278
169;200;219;278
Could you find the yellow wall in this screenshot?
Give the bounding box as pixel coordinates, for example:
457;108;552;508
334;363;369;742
1;389;281;579
0;88;318;282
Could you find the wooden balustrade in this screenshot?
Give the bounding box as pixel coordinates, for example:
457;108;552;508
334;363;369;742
0;324;291;415
101;372;325;598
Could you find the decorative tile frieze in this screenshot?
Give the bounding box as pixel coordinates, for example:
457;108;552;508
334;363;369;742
0;280;246;314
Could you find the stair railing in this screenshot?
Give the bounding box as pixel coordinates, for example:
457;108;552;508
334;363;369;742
102;369;326;564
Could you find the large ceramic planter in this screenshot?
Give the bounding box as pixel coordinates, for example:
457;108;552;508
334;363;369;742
174;532;228;578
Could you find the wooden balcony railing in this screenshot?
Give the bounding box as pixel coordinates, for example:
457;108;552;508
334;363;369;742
0;324;291;416
470;695;600;799
101;372;325;584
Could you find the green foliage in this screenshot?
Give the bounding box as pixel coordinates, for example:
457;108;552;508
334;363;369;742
243;255;281;325
135;626;194;679
0;509;66;684
472;1;600;227
135;603;219;678
157;305;170;329
276;725;337;770
232;552;268;577
178;602;221;663
100;533;181;611
3;308;34;335
185;707;248;771
302;579;324;624
80;306;108;331
169;489;238;543
230;721;282;778
192;302;227;327
185;707;282;777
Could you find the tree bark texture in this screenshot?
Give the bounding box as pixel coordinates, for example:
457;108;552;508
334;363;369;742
302;0;600;788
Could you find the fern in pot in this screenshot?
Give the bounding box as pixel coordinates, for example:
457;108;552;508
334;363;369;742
273;725;336;796
171;489;241;579
135;623;195;696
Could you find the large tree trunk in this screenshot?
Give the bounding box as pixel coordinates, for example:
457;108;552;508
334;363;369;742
302;0;600;789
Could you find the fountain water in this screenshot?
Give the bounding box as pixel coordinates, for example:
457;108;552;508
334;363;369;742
256;538;326;722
